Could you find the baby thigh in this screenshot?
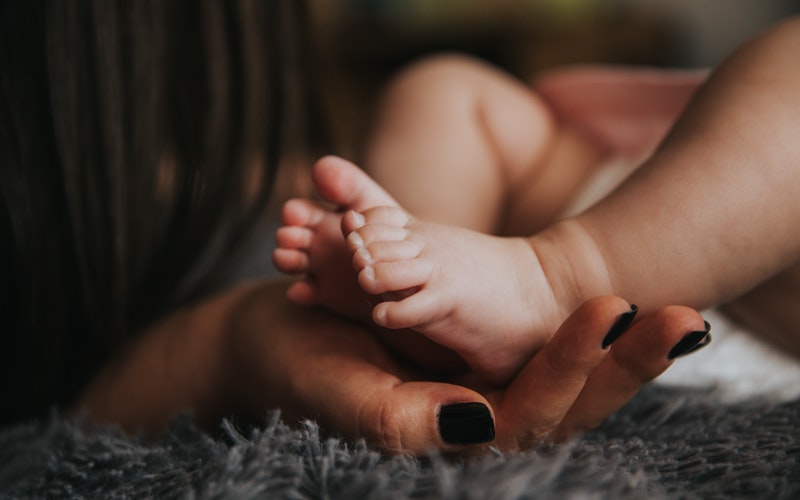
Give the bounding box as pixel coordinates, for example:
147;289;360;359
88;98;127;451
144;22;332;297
363;54;563;234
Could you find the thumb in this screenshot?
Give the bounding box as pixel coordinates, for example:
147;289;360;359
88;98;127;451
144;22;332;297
348;380;496;455
231;283;495;456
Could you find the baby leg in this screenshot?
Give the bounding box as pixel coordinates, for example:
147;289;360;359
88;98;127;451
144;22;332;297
363;54;597;235
363;55;704;238
546;16;800;318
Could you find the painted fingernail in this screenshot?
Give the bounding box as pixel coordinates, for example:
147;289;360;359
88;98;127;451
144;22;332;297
668;321;712;359
602;304;639;349
438;402;495;444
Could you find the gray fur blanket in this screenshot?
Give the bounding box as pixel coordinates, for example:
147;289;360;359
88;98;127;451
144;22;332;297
0;386;798;499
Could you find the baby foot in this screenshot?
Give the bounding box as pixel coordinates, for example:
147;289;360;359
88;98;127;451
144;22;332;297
277;156;601;385
273;155;404;320
342;206;564;385
273;156;466;371
273;196;372;321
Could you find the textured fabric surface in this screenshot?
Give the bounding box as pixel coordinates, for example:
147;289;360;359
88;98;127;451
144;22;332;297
1;386;798;499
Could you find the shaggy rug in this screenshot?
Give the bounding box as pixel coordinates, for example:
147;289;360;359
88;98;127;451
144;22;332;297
0;385;798;499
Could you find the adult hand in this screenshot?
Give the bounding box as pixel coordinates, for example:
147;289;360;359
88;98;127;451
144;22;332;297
229;284;709;454
485;296;709;447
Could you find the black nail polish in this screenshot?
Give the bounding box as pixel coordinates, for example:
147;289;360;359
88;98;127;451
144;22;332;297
683;332;712;356
602;304;639;349
668;321;712;359
438;402;495;444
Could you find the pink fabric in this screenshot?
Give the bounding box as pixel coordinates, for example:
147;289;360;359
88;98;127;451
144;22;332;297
533;65;709;160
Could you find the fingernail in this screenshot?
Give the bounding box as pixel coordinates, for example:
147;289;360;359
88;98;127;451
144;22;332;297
438;402;495;444
602;304;639;349
668;321;712;359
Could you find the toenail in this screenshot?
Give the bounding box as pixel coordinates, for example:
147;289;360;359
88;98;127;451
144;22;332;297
349;210;366;228
373;305;387;325
348;231;364;248
356;247;371;264
363;266;375;281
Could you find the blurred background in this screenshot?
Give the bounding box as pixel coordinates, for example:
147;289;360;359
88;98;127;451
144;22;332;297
309;0;800;154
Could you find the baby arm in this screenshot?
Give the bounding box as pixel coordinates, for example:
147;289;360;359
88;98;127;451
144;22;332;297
550;16;800;316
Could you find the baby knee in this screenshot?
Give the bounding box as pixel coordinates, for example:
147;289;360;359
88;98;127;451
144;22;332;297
383;53;499;104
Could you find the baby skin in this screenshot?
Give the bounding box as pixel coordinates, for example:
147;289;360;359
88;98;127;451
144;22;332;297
274;58;706;385
278;17;800;386
273;56;701;385
275;156;579;386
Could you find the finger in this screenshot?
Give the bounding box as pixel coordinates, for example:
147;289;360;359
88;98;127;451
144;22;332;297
490;295;633;451
356;381;497;454
553;305;709;440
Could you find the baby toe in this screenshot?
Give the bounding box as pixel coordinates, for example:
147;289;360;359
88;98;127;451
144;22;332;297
358;259;433;295
281;198;326;228
347;224;409;252
272;248;310;274
286;280;320;305
354;240;424;268
361;205;412;228
275;225;313;250
372;290;440;330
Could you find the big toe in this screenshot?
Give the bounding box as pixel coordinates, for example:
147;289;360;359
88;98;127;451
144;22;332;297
312;156;399;212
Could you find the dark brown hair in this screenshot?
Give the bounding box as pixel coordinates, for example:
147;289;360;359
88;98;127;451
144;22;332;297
0;0;325;425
